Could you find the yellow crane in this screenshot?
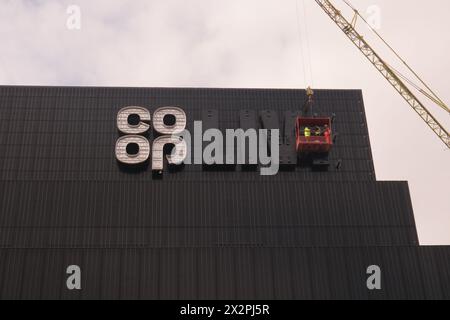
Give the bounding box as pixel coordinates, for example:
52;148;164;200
313;0;450;149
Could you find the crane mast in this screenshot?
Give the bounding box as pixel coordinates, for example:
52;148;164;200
314;0;450;149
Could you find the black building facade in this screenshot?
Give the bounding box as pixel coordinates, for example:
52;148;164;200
0;86;449;299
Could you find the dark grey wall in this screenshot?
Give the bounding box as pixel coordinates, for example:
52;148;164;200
0;86;374;181
0;86;448;300
0;181;418;248
0;247;449;300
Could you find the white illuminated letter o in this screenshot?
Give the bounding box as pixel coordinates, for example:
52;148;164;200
153;106;186;135
115;135;150;165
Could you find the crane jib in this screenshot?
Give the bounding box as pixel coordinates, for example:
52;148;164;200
314;0;450;149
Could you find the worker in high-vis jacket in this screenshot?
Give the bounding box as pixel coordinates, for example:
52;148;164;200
304;126;311;138
314;126;322;136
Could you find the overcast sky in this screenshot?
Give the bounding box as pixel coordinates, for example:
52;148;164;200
1;0;449;244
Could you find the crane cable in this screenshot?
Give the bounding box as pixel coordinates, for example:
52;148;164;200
295;0;314;87
296;0;320;115
301;0;314;87
340;0;450;114
295;0;307;88
386;62;449;109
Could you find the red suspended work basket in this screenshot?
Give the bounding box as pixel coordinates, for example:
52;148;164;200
295;117;333;154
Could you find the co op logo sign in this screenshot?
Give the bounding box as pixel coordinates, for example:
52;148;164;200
115;106;280;176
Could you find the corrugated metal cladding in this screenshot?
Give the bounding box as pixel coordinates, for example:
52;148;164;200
0;248;449;300
0;181;418;247
0;86;374;182
0;85;448;300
